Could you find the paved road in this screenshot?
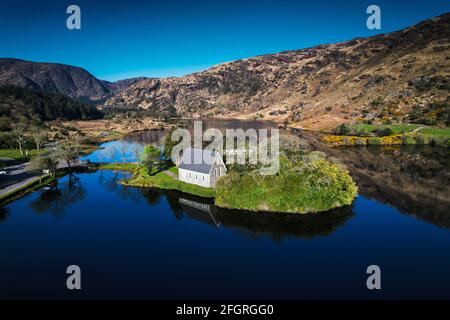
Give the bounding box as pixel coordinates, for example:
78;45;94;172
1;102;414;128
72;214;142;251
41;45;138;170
0;159;88;197
0;162;42;197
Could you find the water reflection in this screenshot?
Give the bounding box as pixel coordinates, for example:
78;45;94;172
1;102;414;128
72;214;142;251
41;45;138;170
29;174;86;216
0;206;10;223
137;189;354;240
124;128;167;146
98;170;142;202
122;123;449;230
313;143;450;228
69;119;450;230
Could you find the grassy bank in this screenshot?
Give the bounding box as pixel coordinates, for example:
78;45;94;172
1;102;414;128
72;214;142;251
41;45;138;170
0;174;55;205
0;149;39;162
324;124;450;147
98;163;140;172
98;163;214;198
340;123;421;135
123;167;215;198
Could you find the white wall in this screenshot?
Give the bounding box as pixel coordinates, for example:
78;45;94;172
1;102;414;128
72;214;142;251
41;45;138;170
179;169;211;188
209;162;227;187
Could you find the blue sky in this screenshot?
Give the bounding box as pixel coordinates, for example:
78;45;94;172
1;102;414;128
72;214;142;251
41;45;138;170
0;0;448;81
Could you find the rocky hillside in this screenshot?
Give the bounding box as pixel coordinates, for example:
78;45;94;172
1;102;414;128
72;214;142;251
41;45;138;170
103;13;450;130
0;58;145;103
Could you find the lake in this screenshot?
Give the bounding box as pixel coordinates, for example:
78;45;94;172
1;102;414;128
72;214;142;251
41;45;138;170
1;120;449;299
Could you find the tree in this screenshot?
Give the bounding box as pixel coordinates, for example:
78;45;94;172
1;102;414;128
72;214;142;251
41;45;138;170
106;145;119;165
31;126;46;152
163;127;178;163
131;144;143;165
97;148;108;166
12;125;28;156
118;143;129;164
53;140;80;172
334;124;351;136
32;155;58;178
142;145;161;175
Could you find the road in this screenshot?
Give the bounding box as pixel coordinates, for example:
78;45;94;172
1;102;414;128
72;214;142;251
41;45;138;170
0;159;88;198
0;161;42;197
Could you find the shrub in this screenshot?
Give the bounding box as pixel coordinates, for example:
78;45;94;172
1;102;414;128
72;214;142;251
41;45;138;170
334;124;351;136
215;158;357;214
401;135;416;145
374;127;393;137
414;134;429;145
355;127;369;136
367;137;382;145
342;137;351;145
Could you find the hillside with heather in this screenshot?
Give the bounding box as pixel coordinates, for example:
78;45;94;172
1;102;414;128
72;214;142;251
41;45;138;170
102;13;450;130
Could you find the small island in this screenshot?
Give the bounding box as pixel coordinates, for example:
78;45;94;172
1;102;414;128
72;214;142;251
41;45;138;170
103;137;358;214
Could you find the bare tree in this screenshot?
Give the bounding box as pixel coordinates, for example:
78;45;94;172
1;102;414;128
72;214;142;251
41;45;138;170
97;148;107;166
53;140;81;173
31;155;58;178
106;145;119;165
31;127;46;153
131;144;143;165
118;143;129;165
12;125;28;156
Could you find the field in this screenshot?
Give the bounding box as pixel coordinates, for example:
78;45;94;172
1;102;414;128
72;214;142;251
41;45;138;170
418;127;450;137
346;124;422;135
325;123;450;147
0;149;39;162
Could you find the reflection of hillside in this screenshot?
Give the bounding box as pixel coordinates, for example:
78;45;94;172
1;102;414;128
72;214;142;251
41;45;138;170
125;129;166;146
314;142;450;228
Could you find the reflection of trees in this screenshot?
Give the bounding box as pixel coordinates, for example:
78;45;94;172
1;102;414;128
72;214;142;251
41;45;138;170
141;188;161;206
98;170;142;202
212;205;354;241
311;141;450;229
161;190;354;241
29;174;86;216
98;170;120;193
0;206;10;223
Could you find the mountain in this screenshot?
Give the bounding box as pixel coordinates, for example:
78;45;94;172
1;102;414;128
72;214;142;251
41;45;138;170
0;85;103;131
103;13;450;130
0;58;145;103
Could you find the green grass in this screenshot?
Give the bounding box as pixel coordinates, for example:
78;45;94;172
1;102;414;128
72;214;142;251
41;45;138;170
0;149;39;162
215;159;357;214
348;123;421;135
124;167;215;198
417;127;450;137
168;166;179;175
98;163;140;172
330;123;450;146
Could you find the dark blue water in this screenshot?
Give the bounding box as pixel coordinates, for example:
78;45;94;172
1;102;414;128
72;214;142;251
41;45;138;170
1;169;449;299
